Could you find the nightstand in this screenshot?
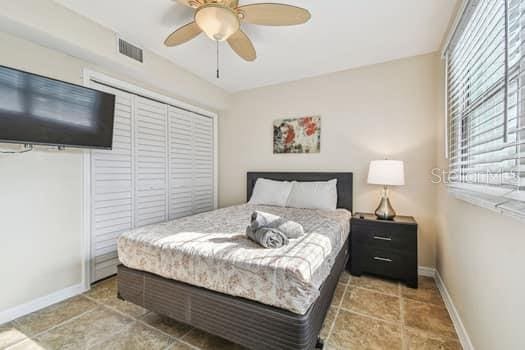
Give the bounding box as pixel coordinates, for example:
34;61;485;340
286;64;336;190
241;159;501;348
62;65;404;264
350;213;418;288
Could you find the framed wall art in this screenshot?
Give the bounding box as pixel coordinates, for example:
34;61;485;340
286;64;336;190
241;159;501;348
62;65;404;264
273;116;321;154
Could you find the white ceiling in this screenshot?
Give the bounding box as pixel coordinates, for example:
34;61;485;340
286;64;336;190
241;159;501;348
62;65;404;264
55;0;457;92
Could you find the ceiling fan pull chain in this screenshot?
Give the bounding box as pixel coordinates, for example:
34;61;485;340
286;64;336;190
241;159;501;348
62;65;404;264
216;40;220;79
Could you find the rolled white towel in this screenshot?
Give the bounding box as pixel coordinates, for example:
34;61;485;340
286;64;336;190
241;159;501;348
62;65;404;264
246;226;289;248
250;211;305;239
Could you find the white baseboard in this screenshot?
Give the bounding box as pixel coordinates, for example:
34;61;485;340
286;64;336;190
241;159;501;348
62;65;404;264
0;283;86;324
434;270;475;350
418;266;436;277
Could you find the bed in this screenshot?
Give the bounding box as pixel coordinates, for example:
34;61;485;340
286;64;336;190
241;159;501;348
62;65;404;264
117;172;353;350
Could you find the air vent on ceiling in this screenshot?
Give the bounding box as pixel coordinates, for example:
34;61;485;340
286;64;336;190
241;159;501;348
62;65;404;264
118;38;143;63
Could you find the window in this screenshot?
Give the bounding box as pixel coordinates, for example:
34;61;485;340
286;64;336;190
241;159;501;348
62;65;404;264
444;0;525;218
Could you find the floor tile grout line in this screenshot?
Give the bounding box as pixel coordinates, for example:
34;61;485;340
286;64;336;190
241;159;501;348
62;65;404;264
82;293;194;350
329;277;404;337
1;336;22;350
35;293;140;350
84;290;198;347
341;300;402;325
85;290;206;350
325;278;351;342
403;325;462;344
352;285;400;298
401;280;463;345
339;307;402;327
8;307;99;348
173;337;204;350
18;304;98;338
82;294;144;321
85;320;139;350
4;338;47;350
403;295;450;308
134;313;194;341
174;326;194;340
403;295;449;309
6;295;97;348
399;283;408;350
10;294;92;330
85;280;216;349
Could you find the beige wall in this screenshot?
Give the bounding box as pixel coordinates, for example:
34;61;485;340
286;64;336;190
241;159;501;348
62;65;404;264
435;61;525;350
220;53;441;268
436;194;525;350
0;28;226;312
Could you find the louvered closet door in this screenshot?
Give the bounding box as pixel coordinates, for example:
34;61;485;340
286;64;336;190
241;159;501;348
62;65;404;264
134;97;168;227
90;84;133;282
192;113;214;214
168;108;214;218
168;107;194;219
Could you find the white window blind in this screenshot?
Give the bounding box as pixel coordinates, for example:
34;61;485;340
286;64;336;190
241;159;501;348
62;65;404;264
445;0;525;216
88;79;215;282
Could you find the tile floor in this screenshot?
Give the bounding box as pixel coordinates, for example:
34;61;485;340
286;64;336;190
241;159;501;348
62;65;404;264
0;273;461;350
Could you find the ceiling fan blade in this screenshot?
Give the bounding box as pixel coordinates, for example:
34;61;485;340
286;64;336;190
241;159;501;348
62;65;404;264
175;0;202;9
227;30;256;61
238;3;311;26
164;22;202;47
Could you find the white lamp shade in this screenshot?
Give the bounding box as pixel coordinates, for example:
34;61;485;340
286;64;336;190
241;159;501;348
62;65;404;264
367;160;405;186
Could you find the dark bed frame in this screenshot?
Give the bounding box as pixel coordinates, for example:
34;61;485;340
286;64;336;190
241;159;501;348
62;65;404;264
117;172;353;350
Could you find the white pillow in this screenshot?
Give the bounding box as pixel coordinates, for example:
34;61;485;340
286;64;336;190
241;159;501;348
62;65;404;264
286;179;338;210
248;178;293;207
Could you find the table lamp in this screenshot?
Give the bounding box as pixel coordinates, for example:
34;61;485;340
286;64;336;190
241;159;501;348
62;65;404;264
367;160;405;220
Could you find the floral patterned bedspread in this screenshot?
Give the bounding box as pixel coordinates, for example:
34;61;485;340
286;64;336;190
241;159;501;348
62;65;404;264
118;204;351;314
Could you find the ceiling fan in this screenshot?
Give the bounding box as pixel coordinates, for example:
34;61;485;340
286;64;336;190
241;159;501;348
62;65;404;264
164;0;311;63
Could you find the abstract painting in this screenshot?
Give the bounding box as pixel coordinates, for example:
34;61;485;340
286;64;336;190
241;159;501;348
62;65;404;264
273;116;321;154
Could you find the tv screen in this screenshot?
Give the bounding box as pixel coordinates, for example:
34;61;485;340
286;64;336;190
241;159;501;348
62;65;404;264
0;65;116;149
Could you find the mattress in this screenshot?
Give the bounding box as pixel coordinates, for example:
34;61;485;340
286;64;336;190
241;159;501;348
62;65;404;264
117;204;351;314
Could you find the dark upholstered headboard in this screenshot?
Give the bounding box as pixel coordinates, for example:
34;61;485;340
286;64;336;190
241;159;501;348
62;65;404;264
246;172;353;212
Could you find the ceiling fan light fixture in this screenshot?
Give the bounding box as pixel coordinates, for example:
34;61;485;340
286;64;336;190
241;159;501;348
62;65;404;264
195;4;240;41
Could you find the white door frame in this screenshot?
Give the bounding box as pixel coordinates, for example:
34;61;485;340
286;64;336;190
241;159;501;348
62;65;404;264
81;69;219;290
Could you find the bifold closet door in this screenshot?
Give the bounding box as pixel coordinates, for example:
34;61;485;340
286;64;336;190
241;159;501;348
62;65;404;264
134;97;168;227
168;106;214;218
89;82;213;283
192;113;214;214
90;84;133;282
168;107;193;219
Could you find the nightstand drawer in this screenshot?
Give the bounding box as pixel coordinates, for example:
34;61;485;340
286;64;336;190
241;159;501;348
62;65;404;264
352;220;416;251
352;245;413;281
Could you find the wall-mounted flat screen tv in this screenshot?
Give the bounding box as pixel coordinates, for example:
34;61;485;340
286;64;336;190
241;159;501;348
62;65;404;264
0;65;115;149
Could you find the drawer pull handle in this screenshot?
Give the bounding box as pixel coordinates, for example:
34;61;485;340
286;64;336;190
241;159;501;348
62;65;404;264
373;235;392;241
373;256;393;263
